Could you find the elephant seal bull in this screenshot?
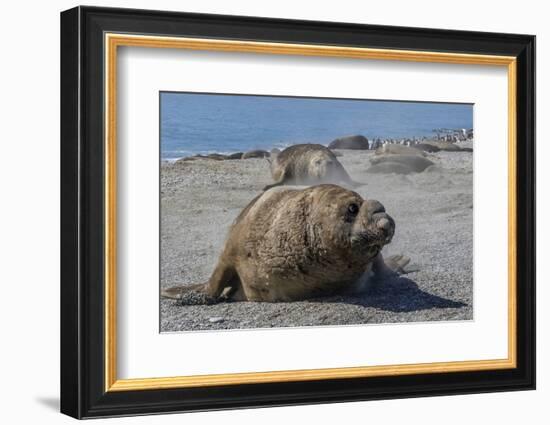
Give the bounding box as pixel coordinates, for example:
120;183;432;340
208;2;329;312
264;143;361;190
375;144;426;156
368;154;435;174
162;184;407;303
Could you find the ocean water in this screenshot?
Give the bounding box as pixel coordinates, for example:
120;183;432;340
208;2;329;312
160;92;473;160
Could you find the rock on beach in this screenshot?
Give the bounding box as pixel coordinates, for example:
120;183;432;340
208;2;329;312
328;135;370;150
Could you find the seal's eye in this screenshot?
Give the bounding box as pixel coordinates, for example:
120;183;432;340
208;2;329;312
348;203;359;215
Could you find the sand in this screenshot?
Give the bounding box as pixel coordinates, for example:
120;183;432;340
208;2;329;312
160;144;473;332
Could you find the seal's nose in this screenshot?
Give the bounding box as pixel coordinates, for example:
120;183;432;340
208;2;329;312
376;217;391;231
376;214;395;243
365;199;385;215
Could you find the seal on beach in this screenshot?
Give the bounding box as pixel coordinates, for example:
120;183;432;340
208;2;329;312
423;141;472;152
177;153;228;162
412;143;440;153
226;152;244;159
242;149;270;159
375;144;426;157
263;143;361;190
368;154;435;174
162;184;408;303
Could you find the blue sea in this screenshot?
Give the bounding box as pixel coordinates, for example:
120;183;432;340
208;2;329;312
160;92;473;160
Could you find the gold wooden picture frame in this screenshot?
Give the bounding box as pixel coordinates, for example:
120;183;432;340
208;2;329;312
104;33;518;392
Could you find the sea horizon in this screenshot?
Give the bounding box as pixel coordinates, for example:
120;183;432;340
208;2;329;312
160;92;473;160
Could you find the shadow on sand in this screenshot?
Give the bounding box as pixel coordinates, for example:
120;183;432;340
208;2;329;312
170;275;467;313
318;275;466;313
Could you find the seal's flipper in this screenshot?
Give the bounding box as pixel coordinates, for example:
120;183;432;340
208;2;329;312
370;253;412;279
383;254;412;275
161;286;184;299
161;283;233;305
263;165;287;191
161;283;212;303
204;262;239;299
161;262;239;305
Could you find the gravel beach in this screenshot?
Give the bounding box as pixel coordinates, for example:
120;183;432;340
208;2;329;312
160;144;473;332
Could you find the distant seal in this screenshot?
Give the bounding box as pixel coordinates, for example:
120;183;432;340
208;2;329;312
375;144;426;157
177;153;227;162
328;135;370;150
162;184;407;303
368;155;435;174
242;149;270;159
226;152;244;159
264;143;361;190
202;153;228;160
412;143;440;153
424;141;472;152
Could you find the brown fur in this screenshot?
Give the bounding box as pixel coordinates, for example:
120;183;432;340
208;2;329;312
264;144;359;190
162;184;399;303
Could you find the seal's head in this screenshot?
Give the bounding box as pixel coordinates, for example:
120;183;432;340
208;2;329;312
305;185;395;262
308;151;339;181
348;197;395;259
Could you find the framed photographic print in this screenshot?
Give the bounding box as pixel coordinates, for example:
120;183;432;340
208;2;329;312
60;6;535;419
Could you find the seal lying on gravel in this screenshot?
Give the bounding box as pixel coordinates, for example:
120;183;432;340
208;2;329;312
424;141;473;152
413;143;440;153
162;184;408;303
368;154;435;174
375;144;426;156
264;144;361;190
242;149;270;159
